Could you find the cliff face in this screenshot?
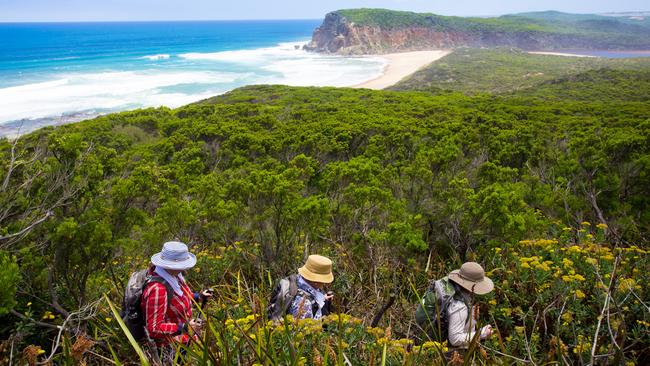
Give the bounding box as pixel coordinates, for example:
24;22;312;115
305;12;468;54
305;11;650;55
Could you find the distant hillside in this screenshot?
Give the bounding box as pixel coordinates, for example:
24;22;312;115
390;48;650;95
515;68;650;102
305;8;650;54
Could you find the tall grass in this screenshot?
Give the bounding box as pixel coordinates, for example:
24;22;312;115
14;229;650;365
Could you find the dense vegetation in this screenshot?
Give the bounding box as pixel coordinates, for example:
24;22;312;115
392;48;650;95
1;60;649;364
335;9;650;49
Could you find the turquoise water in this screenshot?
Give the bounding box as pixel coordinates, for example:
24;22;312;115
0;21;387;134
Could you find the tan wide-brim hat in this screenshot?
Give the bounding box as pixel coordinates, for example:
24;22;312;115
448;262;494;295
298;255;334;284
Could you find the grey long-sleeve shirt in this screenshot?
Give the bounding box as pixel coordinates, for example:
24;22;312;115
447;299;490;348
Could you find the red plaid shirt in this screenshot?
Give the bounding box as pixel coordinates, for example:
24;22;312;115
142;267;195;345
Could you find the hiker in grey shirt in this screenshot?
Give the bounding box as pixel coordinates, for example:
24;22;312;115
447;262;494;348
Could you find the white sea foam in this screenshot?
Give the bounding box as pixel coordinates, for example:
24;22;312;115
0;70;241;123
141;54;171;61
179;41;386;87
1;41;386;130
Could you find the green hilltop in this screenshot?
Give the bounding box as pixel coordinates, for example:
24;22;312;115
391;48;650;95
332;8;650;49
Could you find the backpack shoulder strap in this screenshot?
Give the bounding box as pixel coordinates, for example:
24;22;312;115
288;274;299;298
144;275;174;307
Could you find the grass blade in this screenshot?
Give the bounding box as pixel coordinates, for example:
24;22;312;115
104;294;150;366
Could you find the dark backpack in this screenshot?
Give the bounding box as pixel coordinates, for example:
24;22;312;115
267;275;321;320
414;276;461;343
121;269;173;342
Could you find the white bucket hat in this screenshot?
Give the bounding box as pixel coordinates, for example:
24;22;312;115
151;241;197;271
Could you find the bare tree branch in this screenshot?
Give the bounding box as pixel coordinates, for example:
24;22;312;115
9;309;61;330
590;256;620;365
1;131;20;192
47;267;70;318
0;211;52;242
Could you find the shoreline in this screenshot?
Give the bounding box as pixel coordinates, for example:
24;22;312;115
1;50;451;138
352;50;451;90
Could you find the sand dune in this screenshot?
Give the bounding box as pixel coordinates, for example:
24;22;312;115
353;50;451;89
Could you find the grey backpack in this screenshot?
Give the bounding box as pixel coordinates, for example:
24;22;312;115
267;275;299;321
121;269;173;342
414;276;460;342
267;275;320;320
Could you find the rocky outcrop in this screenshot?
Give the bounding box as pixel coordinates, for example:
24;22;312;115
305;11;650;55
304;12;471;55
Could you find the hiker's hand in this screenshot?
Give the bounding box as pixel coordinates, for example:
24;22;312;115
480;325;493;339
189;319;204;336
200;288;214;302
325;291;334;301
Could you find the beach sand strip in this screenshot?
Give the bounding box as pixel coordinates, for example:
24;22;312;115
353;50;451;90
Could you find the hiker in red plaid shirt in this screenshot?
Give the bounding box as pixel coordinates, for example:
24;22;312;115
143;241;212;364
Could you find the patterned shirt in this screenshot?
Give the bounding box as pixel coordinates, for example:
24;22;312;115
141;267;195;345
288;275;326;319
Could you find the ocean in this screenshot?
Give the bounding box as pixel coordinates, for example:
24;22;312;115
0;20;387;136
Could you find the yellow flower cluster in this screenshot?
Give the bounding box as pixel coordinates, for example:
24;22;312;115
519;256;552;271
322;313;362;325
637;320;650;327
561;273;586;283
617;278;642;293
421;341;448;352
572;335;590;355
519;239;558;251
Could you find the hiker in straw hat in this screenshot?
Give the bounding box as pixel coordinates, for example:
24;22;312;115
447;262;495;349
269;254;334;320
141;241;213;363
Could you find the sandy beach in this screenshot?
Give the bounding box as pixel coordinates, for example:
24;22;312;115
353;50;451;89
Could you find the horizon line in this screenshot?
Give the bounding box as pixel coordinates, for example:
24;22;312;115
0;18;324;24
1;8;648;24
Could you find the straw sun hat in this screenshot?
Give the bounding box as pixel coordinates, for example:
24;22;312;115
448;262;494;295
298;255;334;284
151;241;197;271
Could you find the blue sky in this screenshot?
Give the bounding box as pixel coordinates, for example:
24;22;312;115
1;0;648;22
